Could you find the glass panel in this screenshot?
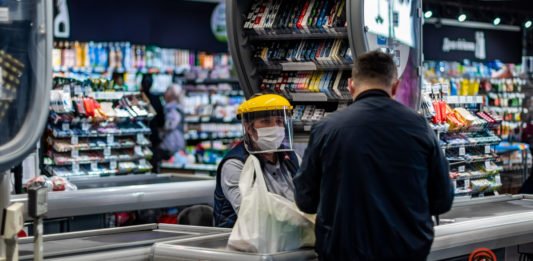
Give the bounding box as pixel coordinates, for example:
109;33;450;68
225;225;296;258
0;0;39;146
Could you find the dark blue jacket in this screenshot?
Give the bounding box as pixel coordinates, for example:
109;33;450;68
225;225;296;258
293;90;453;261
214;142;300;228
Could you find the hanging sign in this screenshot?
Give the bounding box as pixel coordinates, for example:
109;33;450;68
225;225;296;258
423;22;522;63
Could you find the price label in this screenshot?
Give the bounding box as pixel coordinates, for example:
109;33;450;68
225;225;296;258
104;147;111;157
458;165;466;173
82;122;91;131
304;125;311;132
135;146;142;155
72;163;80;173
74;85;83;96
458;96;466;104
71;136;79;145
485;145;491;154
465;179;471;189
485;160;492;170
495;174;502;184
91;162;98;170
110;161;117;170
136;133;144;144
139;159;147;166
466;96;474;104
71;149;79;158
459;146;466;156
62;123;70;131
107;135;114;144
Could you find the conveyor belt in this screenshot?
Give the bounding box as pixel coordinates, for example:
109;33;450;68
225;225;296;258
18;224;230;260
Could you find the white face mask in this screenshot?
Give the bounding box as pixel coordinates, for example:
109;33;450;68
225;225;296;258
254;126;286;151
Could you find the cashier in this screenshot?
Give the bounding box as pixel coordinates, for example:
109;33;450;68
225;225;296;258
213;94;300;228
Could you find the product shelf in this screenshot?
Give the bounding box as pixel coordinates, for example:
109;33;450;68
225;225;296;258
48;154;149;166
258;63;353;72
246;28;348;41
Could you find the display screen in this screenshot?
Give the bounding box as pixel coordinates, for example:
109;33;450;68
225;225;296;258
364;0;390;38
0;0;37;147
392;0;415;48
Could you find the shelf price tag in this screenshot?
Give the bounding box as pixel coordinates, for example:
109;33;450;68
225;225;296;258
458;165;466;173
485;160;492;170
71;163;80;173
304;125;312;132
139;159;147;166
495;174;502;184
485;145;491;154
71;149;79;158
110;161;117;170
136;133;144;144
459;146;466;156
135;146;142;155
104;147;111;157
201;116;210;122
466;96;474;104
106;135;114;144
71;136;79;145
82;122;91;131
91;162;98;170
62;123;70;131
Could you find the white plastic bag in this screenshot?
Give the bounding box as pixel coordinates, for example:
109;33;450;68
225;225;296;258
227;155;316;253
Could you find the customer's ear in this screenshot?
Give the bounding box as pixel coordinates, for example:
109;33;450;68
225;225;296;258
391;80;400;97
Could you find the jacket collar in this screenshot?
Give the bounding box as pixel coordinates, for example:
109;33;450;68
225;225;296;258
354;89;391;102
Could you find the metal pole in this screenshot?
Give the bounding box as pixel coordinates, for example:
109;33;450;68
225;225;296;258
33;218;43;261
0;172;12;260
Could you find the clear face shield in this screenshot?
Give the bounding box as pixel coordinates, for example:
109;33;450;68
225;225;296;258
241;109;294;154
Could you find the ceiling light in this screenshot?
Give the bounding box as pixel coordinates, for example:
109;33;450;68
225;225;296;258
526;20;532;29
493;17;501;26
424;11;433;19
458;14;467;22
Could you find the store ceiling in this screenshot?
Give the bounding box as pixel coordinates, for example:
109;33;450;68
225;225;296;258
425;0;533;24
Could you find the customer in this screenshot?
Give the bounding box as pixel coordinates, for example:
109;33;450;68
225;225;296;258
214;94;300;228
293;50;453;261
159;85;186;160
140;74;165;173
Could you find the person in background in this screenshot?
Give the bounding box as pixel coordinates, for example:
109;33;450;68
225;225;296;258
293;50;454;261
140;73;165;173
214;94;300;228
159;85;186;160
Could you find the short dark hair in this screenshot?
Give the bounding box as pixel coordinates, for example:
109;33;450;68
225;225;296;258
352;50;398;87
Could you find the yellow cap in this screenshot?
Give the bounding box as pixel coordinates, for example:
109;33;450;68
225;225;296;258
237;94;293;115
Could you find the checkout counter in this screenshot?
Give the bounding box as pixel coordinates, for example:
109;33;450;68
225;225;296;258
10;174;215;221
14;194;532;261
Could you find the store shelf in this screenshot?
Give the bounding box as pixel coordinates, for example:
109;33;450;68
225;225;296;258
48;154;149;166
454;172;499;181
441;141;500;150
185;116;240;124
259;63;352;72
184;132;242;141
246;28;348;41
181;78;240;85
51;143;138;153
448;156;498;166
444;96;484;105
289;92;352;103
88;91;141;100
50;128;151;138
